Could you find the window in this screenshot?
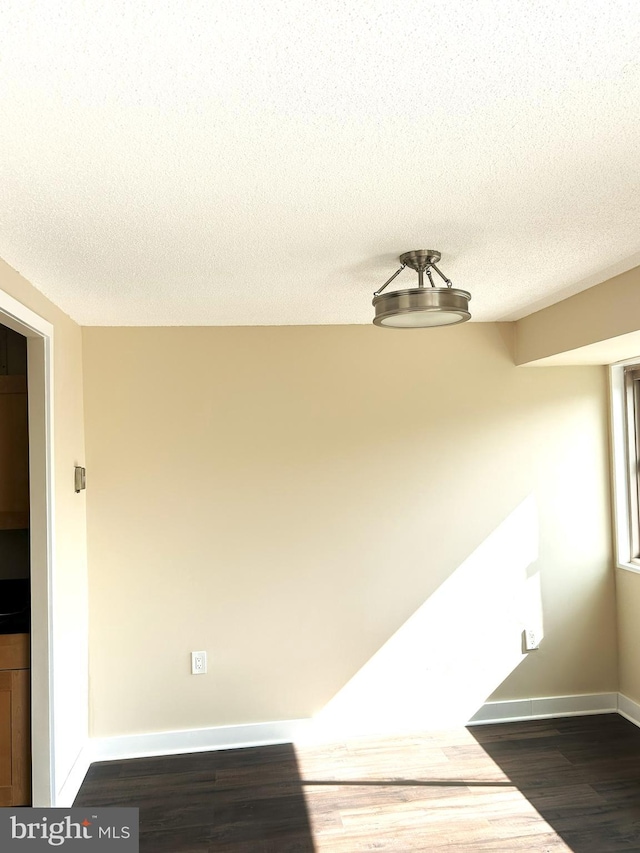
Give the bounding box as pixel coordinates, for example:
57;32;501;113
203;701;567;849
611;360;640;570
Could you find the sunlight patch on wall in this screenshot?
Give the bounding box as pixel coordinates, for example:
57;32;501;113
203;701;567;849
309;496;542;739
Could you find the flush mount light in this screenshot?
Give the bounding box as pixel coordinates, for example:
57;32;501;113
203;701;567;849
372;250;471;328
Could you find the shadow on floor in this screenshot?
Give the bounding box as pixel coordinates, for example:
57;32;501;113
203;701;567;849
74;742;315;853
469;713;640;853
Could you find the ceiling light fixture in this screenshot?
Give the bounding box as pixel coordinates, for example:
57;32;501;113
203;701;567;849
372;250;471;328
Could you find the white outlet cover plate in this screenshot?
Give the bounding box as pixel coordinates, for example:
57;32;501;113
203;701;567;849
524;630;540;651
191;651;207;674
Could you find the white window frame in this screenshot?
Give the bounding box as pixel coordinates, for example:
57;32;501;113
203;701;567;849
610;357;640;572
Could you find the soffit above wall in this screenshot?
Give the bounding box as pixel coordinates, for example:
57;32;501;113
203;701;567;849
516;266;640;365
1;2;640;326
518;331;640;367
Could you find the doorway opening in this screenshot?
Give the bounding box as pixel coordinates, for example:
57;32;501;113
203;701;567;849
0;324;31;805
0;289;54;807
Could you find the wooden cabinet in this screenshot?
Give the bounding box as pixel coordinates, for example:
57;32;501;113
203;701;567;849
0;634;30;805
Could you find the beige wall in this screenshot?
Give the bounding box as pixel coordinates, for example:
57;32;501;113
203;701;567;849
0;259;87;798
511;264;640;709
83;323;616;738
616;568;640;703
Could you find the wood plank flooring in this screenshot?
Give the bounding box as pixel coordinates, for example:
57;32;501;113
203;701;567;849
74;714;640;852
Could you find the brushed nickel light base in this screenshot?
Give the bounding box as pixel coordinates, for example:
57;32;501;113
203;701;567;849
399;250;441;271
372;249;471;329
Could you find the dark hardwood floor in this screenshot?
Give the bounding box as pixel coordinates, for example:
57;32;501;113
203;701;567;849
74;714;640;852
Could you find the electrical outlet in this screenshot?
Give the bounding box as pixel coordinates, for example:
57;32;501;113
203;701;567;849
523;629;540;651
191;651;207;674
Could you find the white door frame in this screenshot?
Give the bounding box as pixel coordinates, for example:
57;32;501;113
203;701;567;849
0;287;55;806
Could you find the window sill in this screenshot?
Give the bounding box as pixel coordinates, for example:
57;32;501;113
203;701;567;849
616;561;640;575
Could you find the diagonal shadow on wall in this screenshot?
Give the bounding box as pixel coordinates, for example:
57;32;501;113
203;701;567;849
311;496;542;740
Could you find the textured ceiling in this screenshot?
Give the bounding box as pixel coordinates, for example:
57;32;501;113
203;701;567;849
1;1;640;326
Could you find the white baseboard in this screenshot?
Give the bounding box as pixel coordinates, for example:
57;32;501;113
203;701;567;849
617;693;640;727
90;718;311;764
88;692;621;763
60;692;627;805
468;692;618;725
